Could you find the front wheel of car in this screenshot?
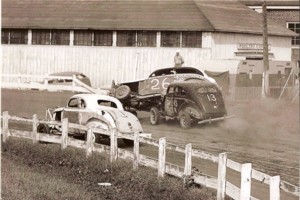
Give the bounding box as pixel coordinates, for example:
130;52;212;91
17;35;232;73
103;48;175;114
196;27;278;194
115;85;131;100
37;123;50;134
150;107;161;125
179;112;192;129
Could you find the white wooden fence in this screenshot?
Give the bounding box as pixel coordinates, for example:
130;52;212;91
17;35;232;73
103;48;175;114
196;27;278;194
1;111;299;200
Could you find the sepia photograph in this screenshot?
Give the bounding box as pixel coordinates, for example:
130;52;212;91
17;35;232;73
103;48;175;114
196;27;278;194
1;0;299;199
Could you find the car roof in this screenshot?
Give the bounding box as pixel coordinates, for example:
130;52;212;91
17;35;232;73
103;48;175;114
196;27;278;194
149;67;204;77
49;71;85;76
70;93;124;110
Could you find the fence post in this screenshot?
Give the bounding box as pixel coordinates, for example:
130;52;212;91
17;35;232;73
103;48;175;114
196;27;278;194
270;175;280;200
2;111;10;142
217;152;227;200
158;137;166;178
240;163;252;200
184;143;192;176
110;128;118;162
86;127;94;157
133;131;140;170
61;118;68;150
32;114;38;143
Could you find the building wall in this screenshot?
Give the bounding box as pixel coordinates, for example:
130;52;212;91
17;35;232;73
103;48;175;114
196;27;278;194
209;32;292;61
1;45;210;88
2;32;294;88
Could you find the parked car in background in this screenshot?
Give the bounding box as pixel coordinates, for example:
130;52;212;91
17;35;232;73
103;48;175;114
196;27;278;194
37;94;143;145
110;67;217;112
48;71;92;86
149;80;230;129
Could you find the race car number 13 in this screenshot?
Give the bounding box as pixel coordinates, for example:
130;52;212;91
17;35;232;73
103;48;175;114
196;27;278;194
207;94;216;102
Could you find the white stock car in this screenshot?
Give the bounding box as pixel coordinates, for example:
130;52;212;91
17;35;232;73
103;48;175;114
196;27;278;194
37;94;143;145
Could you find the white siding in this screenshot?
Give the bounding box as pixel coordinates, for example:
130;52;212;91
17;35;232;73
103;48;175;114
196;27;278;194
210;32;292;61
2;45;210;88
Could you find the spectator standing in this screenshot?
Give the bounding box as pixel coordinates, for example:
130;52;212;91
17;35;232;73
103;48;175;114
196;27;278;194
174;50;184;68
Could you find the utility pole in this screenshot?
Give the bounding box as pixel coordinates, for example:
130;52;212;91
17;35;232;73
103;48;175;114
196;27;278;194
262;0;270;98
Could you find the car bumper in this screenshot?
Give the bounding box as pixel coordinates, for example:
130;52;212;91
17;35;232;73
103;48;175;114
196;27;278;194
198;115;235;125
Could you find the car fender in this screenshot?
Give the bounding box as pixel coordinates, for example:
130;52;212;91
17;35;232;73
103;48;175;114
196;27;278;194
178;103;202;120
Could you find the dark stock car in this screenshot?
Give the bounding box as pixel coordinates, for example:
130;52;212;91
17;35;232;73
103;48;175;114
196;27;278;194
110;67;217;111
149;80;231;129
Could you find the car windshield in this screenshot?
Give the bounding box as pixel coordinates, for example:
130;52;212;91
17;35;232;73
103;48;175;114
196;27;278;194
197;86;218;94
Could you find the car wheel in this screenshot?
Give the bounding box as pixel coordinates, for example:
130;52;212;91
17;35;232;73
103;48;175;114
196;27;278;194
37;123;50;134
115;85;131;100
150;107;161;125
179;112;192;129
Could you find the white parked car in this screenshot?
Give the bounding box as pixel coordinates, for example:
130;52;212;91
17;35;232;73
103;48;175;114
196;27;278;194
37;94;143;145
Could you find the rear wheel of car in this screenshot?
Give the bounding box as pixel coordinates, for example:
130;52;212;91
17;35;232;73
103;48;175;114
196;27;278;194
179;111;192;129
115;85;131;100
37;123;50;134
150;107;161;125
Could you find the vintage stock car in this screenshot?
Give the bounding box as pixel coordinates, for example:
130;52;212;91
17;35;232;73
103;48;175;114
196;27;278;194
37;94;144;144
149;80;232;129
110;67;217;111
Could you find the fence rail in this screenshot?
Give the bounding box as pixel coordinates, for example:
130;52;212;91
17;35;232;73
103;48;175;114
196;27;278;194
1;74;108;94
1;111;299;200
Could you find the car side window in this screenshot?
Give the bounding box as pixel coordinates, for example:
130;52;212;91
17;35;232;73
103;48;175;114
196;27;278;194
174;87;186;97
167;86;174;95
79;99;86;109
98;100;117;108
68;98;79;108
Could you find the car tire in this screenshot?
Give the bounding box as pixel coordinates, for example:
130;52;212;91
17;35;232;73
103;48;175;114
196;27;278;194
179;111;192;129
115;85;131;100
150;107;161;125
37;123;50;134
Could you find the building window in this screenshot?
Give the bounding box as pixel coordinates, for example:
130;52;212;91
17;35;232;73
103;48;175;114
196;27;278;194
10;29;28;44
117;31;136;47
1;29;9;44
94;30;113;46
161;31;180;47
74;30;92;46
137;31;156;47
32;29;50;45
182;31;202;48
51;30;70;45
287;22;300;46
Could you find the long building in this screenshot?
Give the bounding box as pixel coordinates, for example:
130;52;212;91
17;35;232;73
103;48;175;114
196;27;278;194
1;0;298;95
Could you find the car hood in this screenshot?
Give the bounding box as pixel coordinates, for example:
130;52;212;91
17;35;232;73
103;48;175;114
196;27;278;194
102;108;143;134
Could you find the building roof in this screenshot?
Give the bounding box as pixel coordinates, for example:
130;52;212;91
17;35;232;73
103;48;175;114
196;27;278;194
1;0;296;36
240;0;299;6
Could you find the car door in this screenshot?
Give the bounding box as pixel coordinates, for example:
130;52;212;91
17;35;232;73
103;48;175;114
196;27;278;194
64;97;84;124
173;86;187;116
163;86;175;117
139;69;175;95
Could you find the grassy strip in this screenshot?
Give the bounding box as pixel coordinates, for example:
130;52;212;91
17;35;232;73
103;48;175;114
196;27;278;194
1;138;219;200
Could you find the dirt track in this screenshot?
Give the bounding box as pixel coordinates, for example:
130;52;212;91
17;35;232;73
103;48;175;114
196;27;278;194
1;89;299;199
